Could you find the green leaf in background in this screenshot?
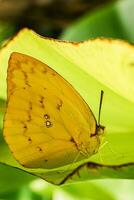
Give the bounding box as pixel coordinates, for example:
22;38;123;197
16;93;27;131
0;164;35;195
61;0;134;43
0;29;134;185
61;179;134;200
1;178;134;200
0;21;15;47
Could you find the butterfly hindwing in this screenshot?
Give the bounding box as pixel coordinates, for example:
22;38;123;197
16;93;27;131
4;52;99;169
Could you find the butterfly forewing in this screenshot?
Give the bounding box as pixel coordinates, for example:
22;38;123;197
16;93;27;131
4;52;99;169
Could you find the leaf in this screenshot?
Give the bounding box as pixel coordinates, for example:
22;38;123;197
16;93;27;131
0;29;134;185
0;163;35;195
61;0;134;43
60;180;134;200
0;21;15;46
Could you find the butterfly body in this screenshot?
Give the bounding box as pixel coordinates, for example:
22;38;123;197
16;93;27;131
4;53;104;169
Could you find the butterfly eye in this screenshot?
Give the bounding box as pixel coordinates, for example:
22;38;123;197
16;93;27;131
97;125;105;135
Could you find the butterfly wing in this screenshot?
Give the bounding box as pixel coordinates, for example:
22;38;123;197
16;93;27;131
4;52;99;169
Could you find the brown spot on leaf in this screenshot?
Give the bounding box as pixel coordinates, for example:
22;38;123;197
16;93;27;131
76;170;80;178
129;62;134;67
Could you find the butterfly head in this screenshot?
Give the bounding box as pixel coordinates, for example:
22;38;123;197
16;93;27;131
85;125;105;156
96;124;105;136
76;124;105;158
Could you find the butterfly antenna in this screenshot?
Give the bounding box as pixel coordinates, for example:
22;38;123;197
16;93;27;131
98;90;104;126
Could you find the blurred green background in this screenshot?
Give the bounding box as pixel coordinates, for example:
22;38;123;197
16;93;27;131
0;0;134;199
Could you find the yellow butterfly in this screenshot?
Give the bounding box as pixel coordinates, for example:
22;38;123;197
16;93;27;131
3;52;105;169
